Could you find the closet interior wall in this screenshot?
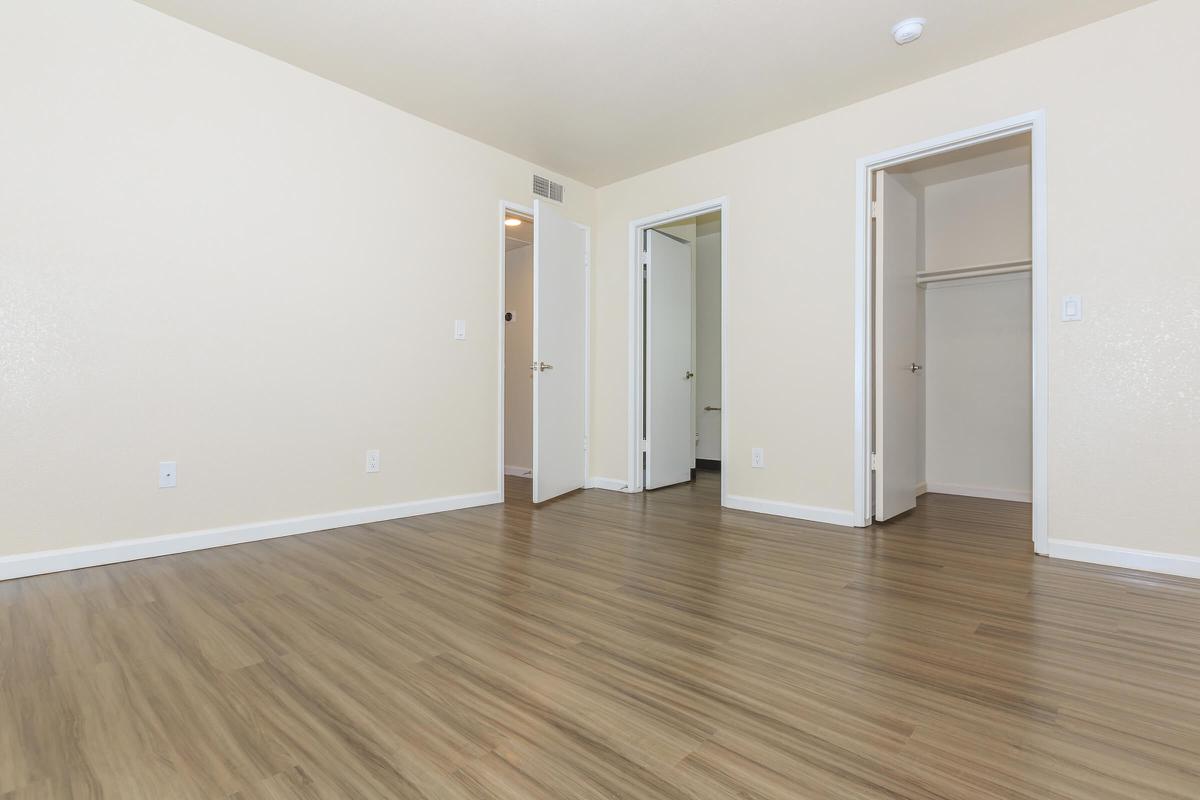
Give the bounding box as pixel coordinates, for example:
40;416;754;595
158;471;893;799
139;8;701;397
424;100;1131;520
902;137;1034;502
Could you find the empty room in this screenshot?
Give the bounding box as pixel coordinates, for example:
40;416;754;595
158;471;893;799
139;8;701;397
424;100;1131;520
2;2;1198;799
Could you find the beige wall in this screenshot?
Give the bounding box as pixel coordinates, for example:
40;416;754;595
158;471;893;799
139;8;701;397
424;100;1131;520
4;0;1197;569
0;0;593;558
924;165;1031;271
504;245;534;473
590;0;1200;556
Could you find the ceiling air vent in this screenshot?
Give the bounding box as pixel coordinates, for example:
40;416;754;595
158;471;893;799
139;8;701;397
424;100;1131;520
532;174;564;203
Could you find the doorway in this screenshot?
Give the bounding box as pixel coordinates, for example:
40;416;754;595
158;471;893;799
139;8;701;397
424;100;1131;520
628;200;727;501
498;199;591;504
503;209;534;482
855;113;1047;551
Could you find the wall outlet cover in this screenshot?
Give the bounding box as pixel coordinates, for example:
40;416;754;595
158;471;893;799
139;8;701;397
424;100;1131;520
366;449;380;473
159;461;177;488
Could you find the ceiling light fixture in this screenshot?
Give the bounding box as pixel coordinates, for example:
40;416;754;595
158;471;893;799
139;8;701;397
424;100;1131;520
505;217;522;227
891;17;926;45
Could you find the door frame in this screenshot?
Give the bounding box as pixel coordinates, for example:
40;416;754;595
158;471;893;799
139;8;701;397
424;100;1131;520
627;197;729;504
498;200;591;501
853;111;1048;553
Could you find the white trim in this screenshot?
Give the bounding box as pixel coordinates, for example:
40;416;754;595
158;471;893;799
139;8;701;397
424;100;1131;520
0;491;502;582
627;198;729;507
1048;539;1200;580
1030;114;1049;557
504;465;532;477
854;111;1048;555
499;200;535;502
725;495;857;527
586;476;635;492
924;482;1031;503
916;481;928;495
921;270;1031;291
582;221;592;490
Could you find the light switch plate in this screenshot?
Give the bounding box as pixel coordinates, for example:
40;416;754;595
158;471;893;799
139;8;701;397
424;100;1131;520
751;448;765;469
159;461;177;488
1061;295;1083;322
454;319;466;340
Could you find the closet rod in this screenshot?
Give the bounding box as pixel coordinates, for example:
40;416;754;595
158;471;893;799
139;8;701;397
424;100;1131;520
916;259;1032;285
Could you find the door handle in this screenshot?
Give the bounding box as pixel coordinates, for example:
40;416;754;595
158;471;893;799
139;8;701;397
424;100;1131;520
530;361;553;372
910;363;923;373
684;370;695;379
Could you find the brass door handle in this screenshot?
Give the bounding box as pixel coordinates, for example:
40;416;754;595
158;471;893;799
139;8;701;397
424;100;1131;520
530;361;553;372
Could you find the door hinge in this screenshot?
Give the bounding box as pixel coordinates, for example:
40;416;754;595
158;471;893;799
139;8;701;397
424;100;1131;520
583;436;589;452
641;438;648;452
870;201;878;219
871;452;879;471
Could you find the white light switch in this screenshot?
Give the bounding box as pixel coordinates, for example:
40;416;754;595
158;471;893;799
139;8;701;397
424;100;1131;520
751;448;765;469
1061;295;1083;322
454;319;467;340
159;461;177;488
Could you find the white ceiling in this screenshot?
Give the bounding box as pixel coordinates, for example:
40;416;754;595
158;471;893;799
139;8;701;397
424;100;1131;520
136;0;1151;186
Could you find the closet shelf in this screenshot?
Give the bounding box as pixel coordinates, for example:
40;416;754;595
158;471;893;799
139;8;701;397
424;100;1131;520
917;259;1031;285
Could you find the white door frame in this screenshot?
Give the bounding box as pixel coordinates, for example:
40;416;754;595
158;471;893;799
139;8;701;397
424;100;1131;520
627;197;729;505
853;111;1048;553
498;200;590;501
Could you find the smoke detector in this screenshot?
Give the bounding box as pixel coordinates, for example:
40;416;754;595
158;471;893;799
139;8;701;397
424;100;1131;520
892;17;926;45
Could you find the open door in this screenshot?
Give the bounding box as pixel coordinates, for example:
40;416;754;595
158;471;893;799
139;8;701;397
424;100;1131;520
532;199;587;503
874;170;921;520
645;229;694;490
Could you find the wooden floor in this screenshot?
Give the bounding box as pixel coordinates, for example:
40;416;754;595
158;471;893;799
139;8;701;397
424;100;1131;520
2;473;1199;799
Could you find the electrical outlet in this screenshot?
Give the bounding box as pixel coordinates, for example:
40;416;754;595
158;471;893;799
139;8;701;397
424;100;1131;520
365;449;380;473
159;461;177;488
751;448;765;468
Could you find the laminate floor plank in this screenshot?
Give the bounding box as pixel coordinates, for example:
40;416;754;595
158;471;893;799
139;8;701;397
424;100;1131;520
2;473;1199;798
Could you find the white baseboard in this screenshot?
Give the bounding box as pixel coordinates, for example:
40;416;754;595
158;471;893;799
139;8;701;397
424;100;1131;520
916;481;928;495
0;490;502;583
586;476;634;492
924;482;1031;503
503;465;532;477
724;495;857;527
1048;538;1200;580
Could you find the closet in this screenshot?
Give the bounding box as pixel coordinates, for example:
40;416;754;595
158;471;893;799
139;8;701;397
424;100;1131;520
874;134;1033;520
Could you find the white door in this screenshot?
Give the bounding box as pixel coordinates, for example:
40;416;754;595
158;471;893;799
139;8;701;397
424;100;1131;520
532;199;587;503
874;170;921;520
645;229;694;490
